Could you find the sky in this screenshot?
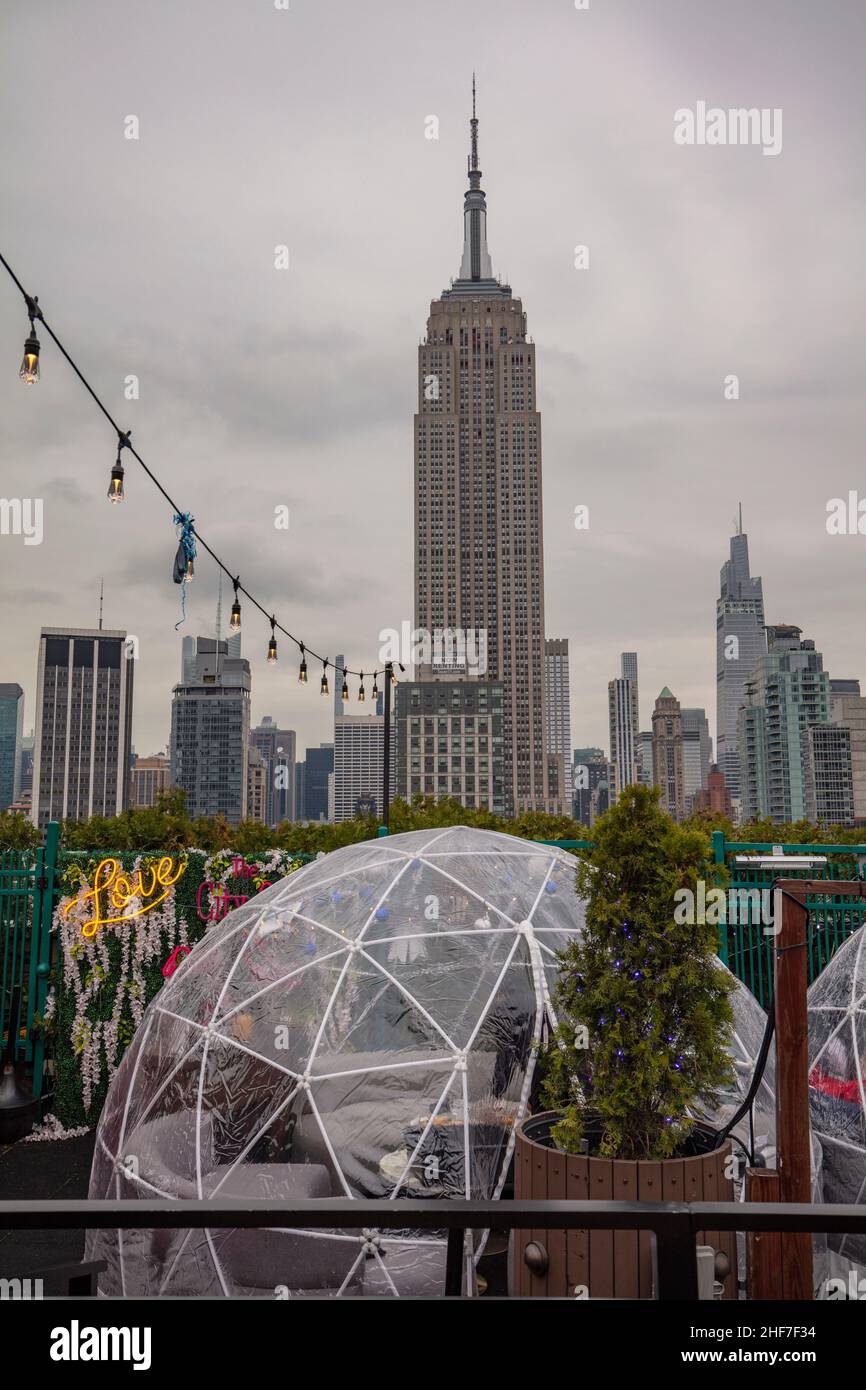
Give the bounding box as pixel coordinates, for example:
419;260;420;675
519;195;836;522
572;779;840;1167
1;0;864;763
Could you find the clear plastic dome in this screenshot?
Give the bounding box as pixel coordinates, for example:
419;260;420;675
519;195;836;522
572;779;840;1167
86;827;585;1297
693;963;777;1165
808;926;866;1274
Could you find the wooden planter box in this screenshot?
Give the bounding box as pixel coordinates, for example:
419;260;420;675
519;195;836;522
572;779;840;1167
512;1111;737;1299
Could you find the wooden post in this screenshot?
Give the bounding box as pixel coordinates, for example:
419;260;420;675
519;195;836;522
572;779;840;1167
745;1168;782;1299
773;886;813;1299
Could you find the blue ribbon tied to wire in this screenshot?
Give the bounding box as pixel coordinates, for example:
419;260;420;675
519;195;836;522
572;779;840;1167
172;512;196;628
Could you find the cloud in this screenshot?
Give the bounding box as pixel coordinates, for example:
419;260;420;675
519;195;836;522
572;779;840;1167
1;0;864;759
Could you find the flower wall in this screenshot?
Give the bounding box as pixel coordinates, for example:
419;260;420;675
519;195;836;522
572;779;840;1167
51;848;306;1125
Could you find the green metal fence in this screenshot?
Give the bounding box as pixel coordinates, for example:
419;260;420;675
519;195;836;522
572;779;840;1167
710;833;866;1008
536;832;866;1010
4;824;866;1106
0;822;58;1099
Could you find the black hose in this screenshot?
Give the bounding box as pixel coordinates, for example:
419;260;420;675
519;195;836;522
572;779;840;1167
717;1006;776;1164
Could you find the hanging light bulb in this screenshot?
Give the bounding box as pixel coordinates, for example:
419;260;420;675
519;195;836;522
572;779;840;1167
390;666;398;687
229;578;241;633
372;673;379;699
341;668;349;702
320;660;329;696
298;643;307;683
183;555;194;583
107;429;130;505
107;455;124;504
267;618;278;664
19;297;41;384
358;672;366;702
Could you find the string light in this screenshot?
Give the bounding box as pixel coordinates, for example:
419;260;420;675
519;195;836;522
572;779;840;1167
341;667;349;702
358;672;365;702
229;577;242;634
0;248;397;697
107;430;130;505
19;295;41;385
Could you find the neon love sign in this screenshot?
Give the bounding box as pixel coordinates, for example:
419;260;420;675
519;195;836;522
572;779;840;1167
63;857;186;939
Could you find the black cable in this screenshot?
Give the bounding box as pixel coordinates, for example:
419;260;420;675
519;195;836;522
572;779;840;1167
0;248;389;681
717;1006;776;1165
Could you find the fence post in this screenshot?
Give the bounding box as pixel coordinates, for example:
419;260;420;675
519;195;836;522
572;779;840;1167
29;821;60;1101
712;830;728;966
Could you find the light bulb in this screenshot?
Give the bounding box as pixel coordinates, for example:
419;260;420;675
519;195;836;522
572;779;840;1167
267;628;278;664
358;674;366;702
298;646;307;683
107;461;124;503
19;329;40;385
341;674;349;702
230;593;241;632
321;663;329;696
183;556;194;583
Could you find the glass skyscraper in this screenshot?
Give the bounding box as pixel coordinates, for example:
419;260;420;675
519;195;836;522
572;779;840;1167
0;683;24;810
716;510;766;802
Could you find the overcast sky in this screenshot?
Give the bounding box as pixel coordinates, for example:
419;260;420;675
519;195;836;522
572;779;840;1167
2;0;864;763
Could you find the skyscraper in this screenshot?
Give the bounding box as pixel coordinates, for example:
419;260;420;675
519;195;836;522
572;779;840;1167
716;510;766;802
303;744;333;822
333;715;395;822
170;637;250;825
250;717;297;826
246;746;269;823
572;746;606;828
635;730;654;787
830;684;866;823
395;677;505;814
804;725;854;827
621;652;639;708
18;731;34;801
334;653;346;718
608;654;639;801
0;683;24;810
129;752;171;808
681;707;711;813
737;625;830;824
544;639;571;807
414;83;550;814
652;687;685;821
31;628;134;827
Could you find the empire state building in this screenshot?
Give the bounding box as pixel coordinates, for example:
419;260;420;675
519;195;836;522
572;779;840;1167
414;84;553;814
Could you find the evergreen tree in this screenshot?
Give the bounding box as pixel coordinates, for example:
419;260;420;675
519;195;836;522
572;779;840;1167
543;784;735;1160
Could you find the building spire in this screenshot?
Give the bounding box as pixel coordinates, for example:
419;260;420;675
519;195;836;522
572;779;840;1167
469;72;479;172
457;75;494;283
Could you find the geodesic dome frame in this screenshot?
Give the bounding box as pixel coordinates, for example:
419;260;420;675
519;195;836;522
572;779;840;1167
808;926;866;1270
87;826;586;1297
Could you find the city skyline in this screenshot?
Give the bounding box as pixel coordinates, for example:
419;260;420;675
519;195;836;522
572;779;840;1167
2;1;865;766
